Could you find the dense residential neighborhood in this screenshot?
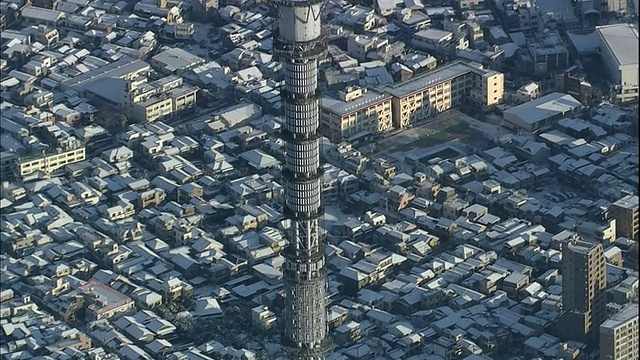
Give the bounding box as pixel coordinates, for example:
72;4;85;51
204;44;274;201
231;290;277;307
0;0;638;359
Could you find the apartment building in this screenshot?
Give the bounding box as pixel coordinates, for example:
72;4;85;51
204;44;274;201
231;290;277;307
600;303;639;360
610;194;639;240
380;61;504;128
174;22;195;39
347;34;381;61
320;87;393;143
562;239;607;343
464;21;484;46
526;31;569;75
123;75;198;123
469;70;505;108
169;85;198;113
17;145;86;178
133;96;174;123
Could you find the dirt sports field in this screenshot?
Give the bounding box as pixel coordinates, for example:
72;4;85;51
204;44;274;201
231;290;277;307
373;110;503;156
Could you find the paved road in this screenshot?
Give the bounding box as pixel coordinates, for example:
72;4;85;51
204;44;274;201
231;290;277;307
454;110;514;141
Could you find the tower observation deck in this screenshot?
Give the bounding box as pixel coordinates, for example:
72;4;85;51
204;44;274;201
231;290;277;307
272;0;332;358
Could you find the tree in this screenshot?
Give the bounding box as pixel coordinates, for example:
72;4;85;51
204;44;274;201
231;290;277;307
174;315;195;332
95;107;128;132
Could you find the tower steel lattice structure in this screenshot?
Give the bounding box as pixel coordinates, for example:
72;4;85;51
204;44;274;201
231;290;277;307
272;0;332;358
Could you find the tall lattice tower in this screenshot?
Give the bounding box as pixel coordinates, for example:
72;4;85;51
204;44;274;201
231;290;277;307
272;0;331;358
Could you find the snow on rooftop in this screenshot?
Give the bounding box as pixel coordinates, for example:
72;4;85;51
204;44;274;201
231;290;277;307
596;23;639;67
504;92;582;125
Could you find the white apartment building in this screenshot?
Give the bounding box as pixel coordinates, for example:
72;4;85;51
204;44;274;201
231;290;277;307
600;303;639;360
17;145;86;178
122;75;198;122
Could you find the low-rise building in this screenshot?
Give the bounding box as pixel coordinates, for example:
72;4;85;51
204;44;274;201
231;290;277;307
122;76;199;123
526;31;569;75
174;23;195;39
79;279;136;321
20;6;65;27
251;305;277;330
411;28;455;54
503;92;583;133
17;143;86;178
320;86;393;143
151;48;206;75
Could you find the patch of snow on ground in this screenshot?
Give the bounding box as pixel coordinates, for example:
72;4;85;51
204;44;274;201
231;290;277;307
323;205;354;230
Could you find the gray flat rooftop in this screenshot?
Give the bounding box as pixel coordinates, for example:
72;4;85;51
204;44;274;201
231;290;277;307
60;57;150;91
321;90;391;116
504;92;582;124
84;77;127;104
566;30;600;54
601;303;638;329
566;239;600;255
613;194;638;209
21;6;64;22
152;48;205;72
414;28;453;40
596;24;639;67
528;33;568;56
380;61;478;98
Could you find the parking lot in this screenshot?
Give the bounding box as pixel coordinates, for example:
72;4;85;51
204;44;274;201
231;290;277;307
529;185;583;209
